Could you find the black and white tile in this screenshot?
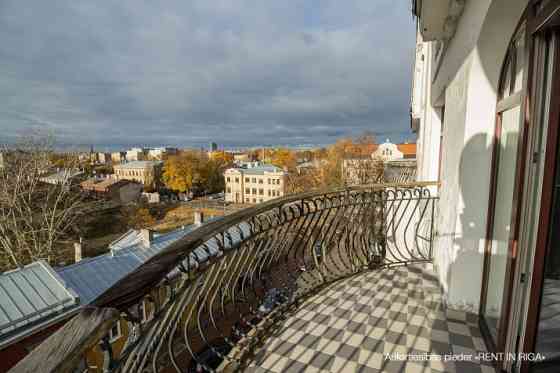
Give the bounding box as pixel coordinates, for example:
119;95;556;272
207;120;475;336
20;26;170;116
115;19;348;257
242;264;496;373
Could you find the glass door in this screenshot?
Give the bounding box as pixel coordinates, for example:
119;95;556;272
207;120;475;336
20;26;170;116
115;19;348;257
523;29;560;373
480;24;526;351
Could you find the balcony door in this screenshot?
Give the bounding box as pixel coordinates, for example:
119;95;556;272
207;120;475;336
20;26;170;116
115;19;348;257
522;26;560;373
480;23;527;353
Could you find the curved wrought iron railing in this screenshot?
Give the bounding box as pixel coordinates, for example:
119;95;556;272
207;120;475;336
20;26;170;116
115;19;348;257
11;183;438;373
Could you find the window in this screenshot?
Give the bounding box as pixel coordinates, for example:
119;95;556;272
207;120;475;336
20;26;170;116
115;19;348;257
253;198;256;203
258;179;263;184
267;179;271;184
245;177;250;183
109;321;122;342
252;177;256;183
226;177;231;182
259;189;264;195
235;177;239;183
245;188;250;194
139;301;150;323
481;21;526;350
268;190;271;196
252;188;257;195
226;187;231;193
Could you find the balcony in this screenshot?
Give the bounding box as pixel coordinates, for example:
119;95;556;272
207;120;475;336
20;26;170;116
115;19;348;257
11;183;493;373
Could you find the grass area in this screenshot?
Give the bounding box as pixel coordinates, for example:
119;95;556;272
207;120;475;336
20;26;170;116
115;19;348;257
152;205;226;232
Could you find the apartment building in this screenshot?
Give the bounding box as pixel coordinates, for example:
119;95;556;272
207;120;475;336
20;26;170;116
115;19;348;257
412;1;560;371
224;163;286;204
147;147;177;160
125;147;147;162
113;160;162;189
110;151;126;164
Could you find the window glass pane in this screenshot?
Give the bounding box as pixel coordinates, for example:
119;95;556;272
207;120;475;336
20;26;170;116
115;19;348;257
500;58;512;99
484;105;521;342
513;28;525;93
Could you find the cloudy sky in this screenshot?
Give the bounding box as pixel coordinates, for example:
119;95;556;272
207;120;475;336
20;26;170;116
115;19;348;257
0;0;416;149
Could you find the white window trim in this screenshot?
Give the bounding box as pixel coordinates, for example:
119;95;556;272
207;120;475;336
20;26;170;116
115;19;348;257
109;321;122;343
140;300;151;323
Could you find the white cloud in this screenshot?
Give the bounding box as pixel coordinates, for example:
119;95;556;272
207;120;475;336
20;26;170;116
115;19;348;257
0;0;415;147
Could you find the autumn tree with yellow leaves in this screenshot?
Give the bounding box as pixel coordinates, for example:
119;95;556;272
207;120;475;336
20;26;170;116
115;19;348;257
163;150;231;194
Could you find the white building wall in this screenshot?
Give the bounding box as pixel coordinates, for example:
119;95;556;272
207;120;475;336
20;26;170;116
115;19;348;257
414;0;529;311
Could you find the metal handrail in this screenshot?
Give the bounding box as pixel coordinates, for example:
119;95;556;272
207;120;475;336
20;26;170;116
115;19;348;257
11;182;438;373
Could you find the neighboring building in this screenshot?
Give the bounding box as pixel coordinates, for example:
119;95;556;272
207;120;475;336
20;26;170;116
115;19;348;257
232;152;250;163
396;143;416;159
372;140;404;161
411;1;560;371
370;140;417;161
147;147;177;160
0;261;80;373
113;160;163;189
383;159;417;184
80;178;143;204
210;142;218;152
224;163;286;204
125;148;147;162
0;216;244;372
111;152;126;164
96;152;111;164
39;169;83;185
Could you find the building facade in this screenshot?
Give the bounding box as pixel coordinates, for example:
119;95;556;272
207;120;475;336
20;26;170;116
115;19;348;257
80;178;143;204
125;148;147;162
412;1;560;371
113;160;162;189
111;152;126;164
147;147;177;160
224;164;286;204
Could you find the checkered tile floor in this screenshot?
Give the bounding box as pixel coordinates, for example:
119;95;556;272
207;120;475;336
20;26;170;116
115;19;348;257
242;264;495;373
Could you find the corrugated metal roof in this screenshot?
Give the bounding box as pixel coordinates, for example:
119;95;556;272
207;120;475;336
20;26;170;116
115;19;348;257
0;261;78;338
0;216;251;346
56;226;196;305
113;160;162;169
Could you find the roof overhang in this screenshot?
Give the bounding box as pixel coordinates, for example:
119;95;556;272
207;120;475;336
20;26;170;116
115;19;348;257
414;0;466;41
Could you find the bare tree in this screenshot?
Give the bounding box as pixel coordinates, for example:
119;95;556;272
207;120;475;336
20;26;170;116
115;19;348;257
0;133;86;269
341;132;385;186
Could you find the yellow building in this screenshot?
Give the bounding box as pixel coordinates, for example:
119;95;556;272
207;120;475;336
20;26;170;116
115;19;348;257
113;160;162;189
224;163;286;204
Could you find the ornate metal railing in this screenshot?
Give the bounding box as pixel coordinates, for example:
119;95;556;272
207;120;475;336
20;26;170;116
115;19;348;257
12;183;438;373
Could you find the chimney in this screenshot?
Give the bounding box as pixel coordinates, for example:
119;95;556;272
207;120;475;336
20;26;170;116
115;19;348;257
74;238;83;263
140;229;153;248
194;211;204;226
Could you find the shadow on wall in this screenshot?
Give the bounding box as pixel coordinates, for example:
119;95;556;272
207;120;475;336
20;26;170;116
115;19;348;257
435;0;529;313
440;133;492;312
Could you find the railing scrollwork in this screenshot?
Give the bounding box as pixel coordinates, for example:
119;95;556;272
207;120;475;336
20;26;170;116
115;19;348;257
10;182;438;373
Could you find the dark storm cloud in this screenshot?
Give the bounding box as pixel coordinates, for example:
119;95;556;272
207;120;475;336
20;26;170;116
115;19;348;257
0;0;415;147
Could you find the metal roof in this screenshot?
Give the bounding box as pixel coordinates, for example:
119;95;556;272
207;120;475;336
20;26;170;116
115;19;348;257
0;217;247;347
113;160;162;169
0;261;78;339
227;164;285;176
56;227;196;305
